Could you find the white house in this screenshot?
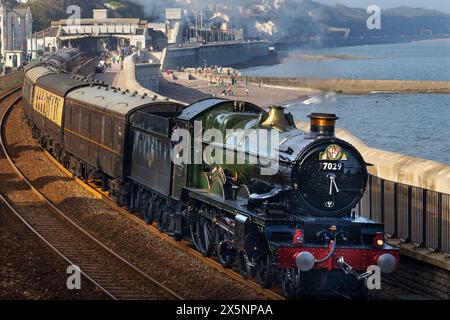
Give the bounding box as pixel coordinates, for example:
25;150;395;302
0;0;33;67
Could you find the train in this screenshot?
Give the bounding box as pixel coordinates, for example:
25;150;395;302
22;49;399;299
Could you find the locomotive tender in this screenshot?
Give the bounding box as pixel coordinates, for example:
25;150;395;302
22;49;399;299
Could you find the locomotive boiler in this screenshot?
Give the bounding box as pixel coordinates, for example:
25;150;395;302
22;49;399;299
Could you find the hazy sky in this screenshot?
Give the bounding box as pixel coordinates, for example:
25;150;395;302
318;0;450;13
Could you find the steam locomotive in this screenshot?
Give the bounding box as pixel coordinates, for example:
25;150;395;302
22;49;399;299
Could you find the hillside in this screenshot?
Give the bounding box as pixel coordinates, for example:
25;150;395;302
271;0;450;41
28;0;145;31
27;0;450;43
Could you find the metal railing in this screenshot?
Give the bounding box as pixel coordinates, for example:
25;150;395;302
355;175;450;256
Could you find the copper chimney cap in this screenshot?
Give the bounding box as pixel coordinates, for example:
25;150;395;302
307;113;339;138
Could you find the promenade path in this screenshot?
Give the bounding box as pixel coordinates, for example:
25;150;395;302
95;63;317;108
159;72;317;106
94;62;127;88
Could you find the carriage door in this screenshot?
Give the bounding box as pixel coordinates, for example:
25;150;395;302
171;121;190;200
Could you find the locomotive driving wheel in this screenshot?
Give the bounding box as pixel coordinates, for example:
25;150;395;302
144;194;158;225
237;252;255;279
190;208;213;256
157;199;169;231
215;228;234;268
281;268;302;299
256;253;274;288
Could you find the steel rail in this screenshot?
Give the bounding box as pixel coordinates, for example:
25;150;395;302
0;93;182;300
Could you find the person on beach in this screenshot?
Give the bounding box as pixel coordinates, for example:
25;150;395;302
245;87;249;96
227;84;233;96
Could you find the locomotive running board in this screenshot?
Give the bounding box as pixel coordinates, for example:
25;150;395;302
185;188;305;227
186;188;250;216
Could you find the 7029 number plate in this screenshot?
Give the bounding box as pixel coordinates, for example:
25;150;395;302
321;162;343;171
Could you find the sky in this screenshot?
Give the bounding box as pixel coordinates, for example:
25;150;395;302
318;0;450;13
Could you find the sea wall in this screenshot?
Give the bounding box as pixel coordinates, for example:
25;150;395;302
240;76;450;94
128;50;161;93
122;51;185;104
162;41;271;70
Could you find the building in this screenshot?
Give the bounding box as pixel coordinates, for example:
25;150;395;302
27;27;59;59
0;0;33;68
27;9;150;57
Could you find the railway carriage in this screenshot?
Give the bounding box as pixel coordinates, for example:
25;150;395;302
22;50;400;299
31;74;88;155
23;66;53;122
63;85;184;204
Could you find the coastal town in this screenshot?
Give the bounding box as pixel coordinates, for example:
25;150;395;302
0;0;449;308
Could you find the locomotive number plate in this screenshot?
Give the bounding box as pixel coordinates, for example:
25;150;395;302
320;162;344;171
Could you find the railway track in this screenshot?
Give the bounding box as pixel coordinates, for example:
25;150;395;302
0;88;182;300
1;86;284;300
42;142;286;300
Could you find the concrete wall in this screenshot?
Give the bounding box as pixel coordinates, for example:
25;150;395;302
121;51;184;105
128;50;161;93
162;41;270;70
135;63;160;92
384;255;450;299
241;76;450;94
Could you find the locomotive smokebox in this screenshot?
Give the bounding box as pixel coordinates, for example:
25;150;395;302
307;113;339;139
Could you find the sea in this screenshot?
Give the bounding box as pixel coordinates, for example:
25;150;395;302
239;39;450;165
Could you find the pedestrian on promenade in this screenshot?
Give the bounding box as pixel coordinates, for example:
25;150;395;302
245;87;249;96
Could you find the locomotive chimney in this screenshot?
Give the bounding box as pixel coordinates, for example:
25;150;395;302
307;113;339;139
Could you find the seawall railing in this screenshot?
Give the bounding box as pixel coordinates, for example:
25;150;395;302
358;175;449;256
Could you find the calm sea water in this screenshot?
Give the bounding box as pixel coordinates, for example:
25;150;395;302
239;40;450;165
